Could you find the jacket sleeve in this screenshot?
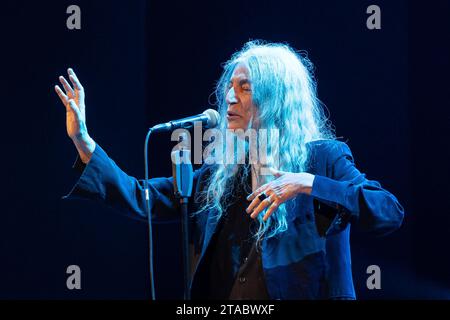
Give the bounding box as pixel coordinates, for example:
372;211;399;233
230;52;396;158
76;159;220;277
310;141;404;236
63;143;197;223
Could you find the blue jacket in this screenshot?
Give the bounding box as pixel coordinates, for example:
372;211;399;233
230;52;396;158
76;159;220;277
64;139;404;299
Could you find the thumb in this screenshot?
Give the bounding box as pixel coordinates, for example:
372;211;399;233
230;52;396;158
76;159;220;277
269;167;285;178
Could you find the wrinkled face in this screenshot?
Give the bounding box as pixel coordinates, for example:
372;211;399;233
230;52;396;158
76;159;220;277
225;63;258;130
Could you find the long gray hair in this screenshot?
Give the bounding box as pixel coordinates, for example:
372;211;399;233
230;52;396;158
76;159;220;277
197;40;334;243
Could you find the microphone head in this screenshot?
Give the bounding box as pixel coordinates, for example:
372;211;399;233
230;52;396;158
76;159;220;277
202;109;221;128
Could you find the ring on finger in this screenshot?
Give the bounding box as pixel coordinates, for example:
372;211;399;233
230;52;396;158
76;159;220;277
258;192;268;202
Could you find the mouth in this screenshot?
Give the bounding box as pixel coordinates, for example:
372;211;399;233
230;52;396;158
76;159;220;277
227;111;241;119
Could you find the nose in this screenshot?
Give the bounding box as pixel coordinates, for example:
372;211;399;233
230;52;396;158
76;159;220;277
226;87;238;105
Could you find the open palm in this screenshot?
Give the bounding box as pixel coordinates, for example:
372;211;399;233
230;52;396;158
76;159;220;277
54;68;87;139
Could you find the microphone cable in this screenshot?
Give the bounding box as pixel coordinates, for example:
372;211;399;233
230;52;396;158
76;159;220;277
144;127;156;300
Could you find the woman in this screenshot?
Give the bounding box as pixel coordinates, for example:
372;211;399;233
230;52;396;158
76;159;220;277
55;41;404;299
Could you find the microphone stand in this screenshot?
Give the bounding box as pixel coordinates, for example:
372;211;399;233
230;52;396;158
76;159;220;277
171;133;194;300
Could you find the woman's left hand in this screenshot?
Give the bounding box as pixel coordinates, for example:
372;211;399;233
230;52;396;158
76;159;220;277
246;169;315;221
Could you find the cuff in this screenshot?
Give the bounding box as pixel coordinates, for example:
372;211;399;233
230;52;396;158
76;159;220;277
62;144;107;201
311;175;356;235
72;155;87;173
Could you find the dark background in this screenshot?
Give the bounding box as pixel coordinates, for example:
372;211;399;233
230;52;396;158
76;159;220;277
0;0;448;299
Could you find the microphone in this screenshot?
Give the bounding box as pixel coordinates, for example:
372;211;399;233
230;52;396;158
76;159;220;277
151;109;220;132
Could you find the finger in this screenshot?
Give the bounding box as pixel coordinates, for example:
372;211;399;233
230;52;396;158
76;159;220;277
269;167;285;178
246;195;262;214
59;76;74;96
250;194;274;219
67;99;81;117
250;197;271;219
246;186;270;213
263;201;280;221
55;85;69;109
247;184;268;201
68;68;84;91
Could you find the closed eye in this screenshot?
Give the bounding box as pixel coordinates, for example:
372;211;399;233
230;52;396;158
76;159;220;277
226;78;252;93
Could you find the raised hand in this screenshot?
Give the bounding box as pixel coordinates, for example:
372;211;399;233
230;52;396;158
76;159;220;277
55;68;95;163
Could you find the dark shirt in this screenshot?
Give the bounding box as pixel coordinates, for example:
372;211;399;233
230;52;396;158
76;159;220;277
207;166;270;299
